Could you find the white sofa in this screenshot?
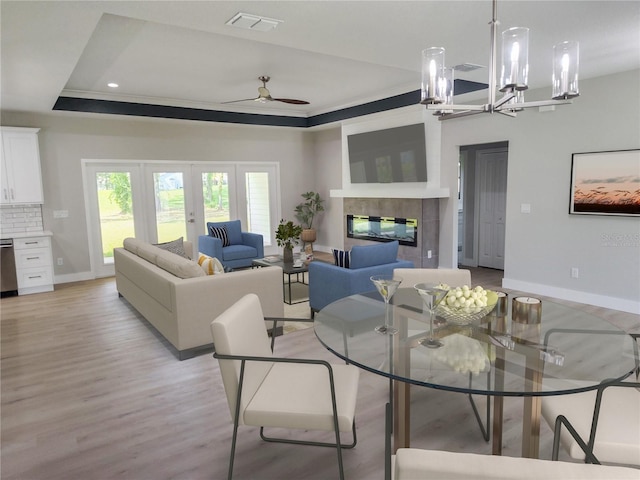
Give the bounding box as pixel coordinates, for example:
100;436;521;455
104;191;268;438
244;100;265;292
114;238;284;360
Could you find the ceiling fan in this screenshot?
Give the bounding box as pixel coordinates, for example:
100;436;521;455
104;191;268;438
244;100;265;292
222;76;309;105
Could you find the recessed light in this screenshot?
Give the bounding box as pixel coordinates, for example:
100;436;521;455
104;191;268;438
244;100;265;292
107;83;119;88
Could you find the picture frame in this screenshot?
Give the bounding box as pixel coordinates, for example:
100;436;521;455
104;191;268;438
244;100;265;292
569;149;640;217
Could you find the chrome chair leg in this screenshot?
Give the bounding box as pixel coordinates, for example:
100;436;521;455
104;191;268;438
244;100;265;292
467;371;491;441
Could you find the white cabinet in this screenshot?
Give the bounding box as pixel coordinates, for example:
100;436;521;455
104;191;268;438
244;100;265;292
0;127;44;204
14;236;54;294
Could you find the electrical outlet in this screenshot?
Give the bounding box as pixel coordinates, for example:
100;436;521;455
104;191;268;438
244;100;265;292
427;250;432;259
571;267;579;279
57;257;63;266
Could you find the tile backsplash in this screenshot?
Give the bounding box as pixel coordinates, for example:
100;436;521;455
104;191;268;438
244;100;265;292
0;205;44;235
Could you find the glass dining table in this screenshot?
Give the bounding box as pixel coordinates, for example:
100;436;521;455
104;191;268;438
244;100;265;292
313;288;637;458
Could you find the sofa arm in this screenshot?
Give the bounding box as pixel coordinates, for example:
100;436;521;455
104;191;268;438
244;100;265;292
309;259;414;312
241;232;264;258
198;235;223;259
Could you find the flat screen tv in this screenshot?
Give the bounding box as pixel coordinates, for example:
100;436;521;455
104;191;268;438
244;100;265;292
347;123;427;184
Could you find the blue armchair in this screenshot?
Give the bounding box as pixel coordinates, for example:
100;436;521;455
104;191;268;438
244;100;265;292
198;220;264;270
309;240;414;315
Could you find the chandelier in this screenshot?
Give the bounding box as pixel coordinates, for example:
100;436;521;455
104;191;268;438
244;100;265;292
421;0;579;120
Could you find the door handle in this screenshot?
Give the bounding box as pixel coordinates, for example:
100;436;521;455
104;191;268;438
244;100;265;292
188;219;195;223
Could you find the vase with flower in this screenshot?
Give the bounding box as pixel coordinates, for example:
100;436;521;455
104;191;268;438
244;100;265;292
275;219;303;264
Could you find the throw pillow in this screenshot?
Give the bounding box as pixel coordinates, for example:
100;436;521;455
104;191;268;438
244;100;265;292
154;237;188;258
332;248;351;268
197;253;225;275
209;225;230;247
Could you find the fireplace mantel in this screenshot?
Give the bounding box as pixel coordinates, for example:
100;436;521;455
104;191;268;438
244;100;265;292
330;186;450;199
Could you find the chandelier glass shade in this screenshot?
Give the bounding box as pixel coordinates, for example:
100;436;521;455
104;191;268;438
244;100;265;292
500;27;529;91
421;0;579;120
552;41;580;99
421;47;446;104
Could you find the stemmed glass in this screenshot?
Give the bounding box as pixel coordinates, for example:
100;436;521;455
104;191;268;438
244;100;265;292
414;283;449;348
370;275;402;335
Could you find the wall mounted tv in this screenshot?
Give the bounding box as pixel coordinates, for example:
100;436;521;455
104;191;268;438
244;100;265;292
347;123;427;183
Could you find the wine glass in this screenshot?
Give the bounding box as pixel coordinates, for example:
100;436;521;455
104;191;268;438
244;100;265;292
414;283;449;348
370;275;402;335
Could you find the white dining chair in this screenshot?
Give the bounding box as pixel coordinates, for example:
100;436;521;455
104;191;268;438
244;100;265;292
541;333;640;466
393;267;472;290
383;403;639;480
211;293;360;480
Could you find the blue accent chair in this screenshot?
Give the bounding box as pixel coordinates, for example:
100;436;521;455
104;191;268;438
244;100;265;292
309;240;414;315
198;220;264;270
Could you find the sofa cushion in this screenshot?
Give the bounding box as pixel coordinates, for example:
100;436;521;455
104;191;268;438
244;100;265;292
154;237;189;258
123;237;144;256
207;220;242;245
332;248;351;268
123;237;204;279
349;240;399;269
208;225;231;247
155;249;205;279
197;253;225;275
222;244;258;261
129;239;159;265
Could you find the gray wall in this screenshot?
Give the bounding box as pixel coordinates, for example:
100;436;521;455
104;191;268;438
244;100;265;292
0;112;316;279
3;69;638;312
439;69;640;311
310;127;343;251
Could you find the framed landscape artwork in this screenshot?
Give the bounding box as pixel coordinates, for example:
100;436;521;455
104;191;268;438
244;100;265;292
569;149;640;217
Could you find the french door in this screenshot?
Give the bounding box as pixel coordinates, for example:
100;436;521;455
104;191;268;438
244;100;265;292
83;161;279;277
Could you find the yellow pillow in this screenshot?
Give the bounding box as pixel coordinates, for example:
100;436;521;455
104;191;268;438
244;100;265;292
197;253;225;275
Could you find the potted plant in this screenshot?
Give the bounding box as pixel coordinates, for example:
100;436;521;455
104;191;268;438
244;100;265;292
275;219;303;264
294;191;324;250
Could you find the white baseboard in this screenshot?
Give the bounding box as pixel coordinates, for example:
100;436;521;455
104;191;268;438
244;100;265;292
502;278;640;315
54;271;96;285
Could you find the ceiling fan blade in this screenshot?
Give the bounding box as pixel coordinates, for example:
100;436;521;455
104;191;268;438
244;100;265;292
224;76;310;105
221;98;259;104
274;98;310;105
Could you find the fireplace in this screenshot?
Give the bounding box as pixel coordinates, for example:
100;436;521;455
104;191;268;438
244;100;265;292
347;214;418;247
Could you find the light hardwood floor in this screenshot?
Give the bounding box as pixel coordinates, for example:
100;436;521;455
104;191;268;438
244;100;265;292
1;273;638;479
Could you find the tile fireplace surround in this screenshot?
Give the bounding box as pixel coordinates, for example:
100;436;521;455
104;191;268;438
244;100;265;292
343;197;439;268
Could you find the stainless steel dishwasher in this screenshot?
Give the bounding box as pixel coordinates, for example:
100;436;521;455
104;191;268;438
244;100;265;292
1;238;18;296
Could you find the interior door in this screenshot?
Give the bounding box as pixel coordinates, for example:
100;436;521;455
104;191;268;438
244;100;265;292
476;149;508;269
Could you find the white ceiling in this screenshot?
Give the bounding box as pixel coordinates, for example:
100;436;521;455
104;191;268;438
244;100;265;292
2;1;639;120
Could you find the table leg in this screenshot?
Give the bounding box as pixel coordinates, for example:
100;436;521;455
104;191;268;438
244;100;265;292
281;272;286;304
492;348;506;455
393;379;410;452
521;358;543;458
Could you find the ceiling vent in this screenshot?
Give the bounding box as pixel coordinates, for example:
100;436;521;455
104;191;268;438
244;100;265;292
225;12;283;32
